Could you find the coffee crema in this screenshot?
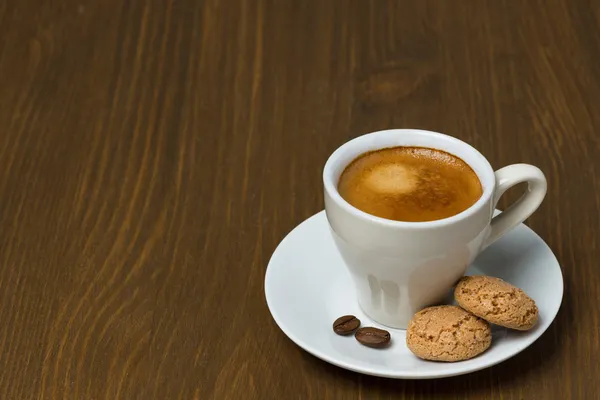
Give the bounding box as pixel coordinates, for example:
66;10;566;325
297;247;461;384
338;146;483;222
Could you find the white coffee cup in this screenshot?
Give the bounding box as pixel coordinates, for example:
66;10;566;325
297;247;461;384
323;129;547;329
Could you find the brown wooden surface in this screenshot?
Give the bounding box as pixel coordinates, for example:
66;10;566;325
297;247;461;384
0;0;598;399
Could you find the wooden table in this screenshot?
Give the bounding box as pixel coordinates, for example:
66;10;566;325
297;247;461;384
0;1;598;398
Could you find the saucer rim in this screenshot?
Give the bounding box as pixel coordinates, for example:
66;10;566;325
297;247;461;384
264;210;564;379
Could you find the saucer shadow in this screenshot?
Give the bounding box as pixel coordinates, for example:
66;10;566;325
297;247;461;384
296;274;571;396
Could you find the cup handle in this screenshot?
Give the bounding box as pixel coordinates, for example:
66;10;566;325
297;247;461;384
483;164;547;249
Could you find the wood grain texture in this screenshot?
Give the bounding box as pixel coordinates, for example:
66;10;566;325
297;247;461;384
0;0;598;398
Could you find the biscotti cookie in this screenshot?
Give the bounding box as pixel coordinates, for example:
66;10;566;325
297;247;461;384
406;305;492;362
455;275;538;331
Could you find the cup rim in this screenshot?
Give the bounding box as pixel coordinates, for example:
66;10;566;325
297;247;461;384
323;129;495;229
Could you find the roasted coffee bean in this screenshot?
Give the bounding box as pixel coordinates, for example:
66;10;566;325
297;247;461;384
355;327;391;348
332;315;361;335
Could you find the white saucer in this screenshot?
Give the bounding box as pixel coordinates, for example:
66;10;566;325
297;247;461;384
264;211;563;379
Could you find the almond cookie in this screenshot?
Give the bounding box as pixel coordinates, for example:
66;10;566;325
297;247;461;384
406;305;491;362
454;275;538;331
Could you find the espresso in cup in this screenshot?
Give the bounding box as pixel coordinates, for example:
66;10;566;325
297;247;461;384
338;146;483;222
325;129;546;328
